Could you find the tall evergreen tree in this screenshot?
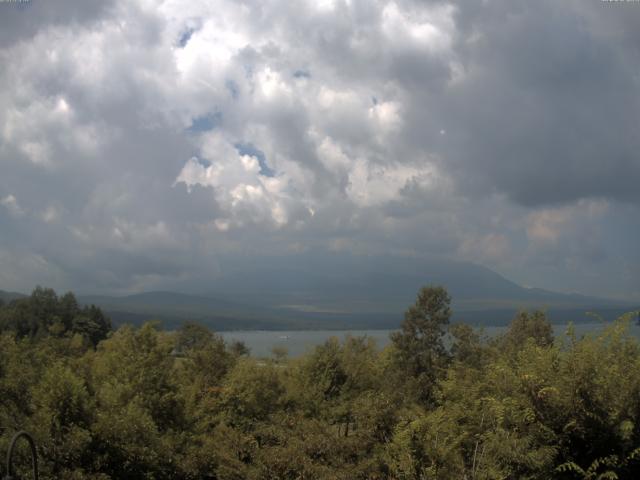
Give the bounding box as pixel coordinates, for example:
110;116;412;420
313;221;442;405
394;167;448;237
390;285;451;406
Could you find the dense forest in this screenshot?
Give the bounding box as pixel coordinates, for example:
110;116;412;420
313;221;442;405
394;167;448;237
1;287;640;479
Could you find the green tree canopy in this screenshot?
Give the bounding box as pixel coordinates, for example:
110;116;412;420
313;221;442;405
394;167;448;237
0;287;111;346
390;285;452;405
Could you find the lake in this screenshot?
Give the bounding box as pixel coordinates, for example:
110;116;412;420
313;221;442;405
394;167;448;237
220;321;640;358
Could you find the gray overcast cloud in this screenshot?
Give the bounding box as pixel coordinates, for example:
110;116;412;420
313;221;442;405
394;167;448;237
0;0;639;299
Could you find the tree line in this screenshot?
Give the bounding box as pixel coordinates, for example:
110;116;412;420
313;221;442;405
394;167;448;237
1;286;639;479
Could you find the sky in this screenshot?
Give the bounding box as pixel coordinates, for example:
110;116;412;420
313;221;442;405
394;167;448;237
0;0;639;300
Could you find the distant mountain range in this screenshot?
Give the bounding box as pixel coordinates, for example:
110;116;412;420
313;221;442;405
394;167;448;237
0;289;26;304
206;254;626;312
2;254;637;330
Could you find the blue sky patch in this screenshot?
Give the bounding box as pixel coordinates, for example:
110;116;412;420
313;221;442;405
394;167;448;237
195;157;212;168
188;112;222;133
293;69;311;79
235;143;275;177
226;80;239;100
177;27;197;48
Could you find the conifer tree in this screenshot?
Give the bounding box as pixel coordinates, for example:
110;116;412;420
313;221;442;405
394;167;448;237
390;285;451;406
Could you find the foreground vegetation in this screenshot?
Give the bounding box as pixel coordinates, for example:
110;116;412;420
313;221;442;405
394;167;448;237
1;287;640;479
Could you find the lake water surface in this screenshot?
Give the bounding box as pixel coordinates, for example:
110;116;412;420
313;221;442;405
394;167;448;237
221;322;640;358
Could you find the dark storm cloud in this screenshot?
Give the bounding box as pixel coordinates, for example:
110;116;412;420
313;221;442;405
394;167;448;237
435;0;640;206
0;0;116;47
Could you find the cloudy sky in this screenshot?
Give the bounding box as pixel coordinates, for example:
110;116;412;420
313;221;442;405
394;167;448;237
0;0;639;300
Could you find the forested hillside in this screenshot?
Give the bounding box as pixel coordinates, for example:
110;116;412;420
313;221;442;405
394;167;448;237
1;287;640;479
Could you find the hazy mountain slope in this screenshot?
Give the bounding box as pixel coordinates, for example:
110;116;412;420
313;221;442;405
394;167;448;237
78;291;297;329
207;253;626;313
79;291;246;317
0;289;27;303
4;254;636;330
